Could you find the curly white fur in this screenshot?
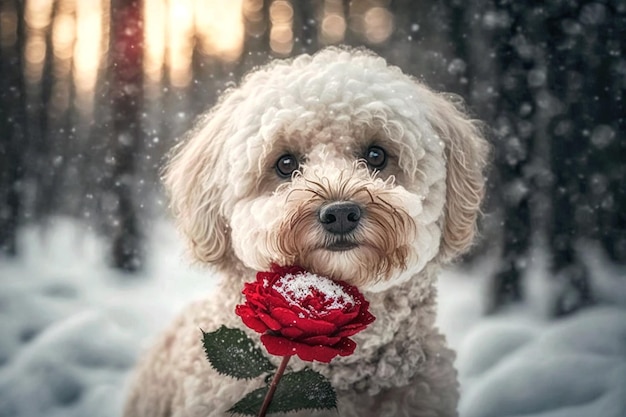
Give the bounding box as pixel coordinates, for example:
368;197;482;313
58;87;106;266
124;47;489;417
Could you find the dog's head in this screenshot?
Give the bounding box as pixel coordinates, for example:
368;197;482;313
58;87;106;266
163;47;488;291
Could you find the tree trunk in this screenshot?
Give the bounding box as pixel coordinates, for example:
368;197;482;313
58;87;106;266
594;1;626;265
107;0;144;272
544;1;594;316
486;1;540;313
0;0;27;256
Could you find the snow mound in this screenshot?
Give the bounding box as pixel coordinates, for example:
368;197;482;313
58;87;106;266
0;311;135;417
458;307;626;417
0;218;216;417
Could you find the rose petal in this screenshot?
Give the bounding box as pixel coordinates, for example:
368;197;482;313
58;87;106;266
301;335;342;345
256;271;276;286
295;344;342;363
241;282;257;294
269;294;308;313
234;304;251;318
321;309;359;327
263;287;291;301
334;337;357;356
257;311;282;331
235;306;269;334
260;334;300;357
247;296;269;310
270;306;337;336
334;322;368;338
292;316;337;335
271;307;301;327
281;327;304;338
358;310;376;325
240;315;269;334
343;283;366;301
261;335;343;363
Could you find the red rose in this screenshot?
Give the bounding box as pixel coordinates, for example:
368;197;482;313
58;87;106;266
235;265;376;363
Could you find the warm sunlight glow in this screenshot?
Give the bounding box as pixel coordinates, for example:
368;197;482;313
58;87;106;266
52;13;75;61
269;0;293;56
25;0;53;30
27;0;247;90
320;0;346;44
24;37;46;80
321;14;346;44
49;0;75;117
24;0;54;84
364;7;393;44
145;0;246;84
167;0;194;87
0;3;18;48
195;0;245;62
144;0;166;82
348;0;393;45
243;0;266;38
73;0;103;116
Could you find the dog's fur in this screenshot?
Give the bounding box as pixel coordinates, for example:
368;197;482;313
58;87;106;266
124;47;489;417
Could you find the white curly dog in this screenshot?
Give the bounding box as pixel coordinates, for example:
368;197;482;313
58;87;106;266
124;47;488;417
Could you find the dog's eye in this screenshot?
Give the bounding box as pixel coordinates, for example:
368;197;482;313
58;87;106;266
365;146;387;169
275;154;299;178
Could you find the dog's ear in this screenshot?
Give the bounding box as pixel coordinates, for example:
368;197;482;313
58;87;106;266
162;105;233;265
427;93;489;261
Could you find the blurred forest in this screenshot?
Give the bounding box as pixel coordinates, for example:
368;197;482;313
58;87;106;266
0;0;624;316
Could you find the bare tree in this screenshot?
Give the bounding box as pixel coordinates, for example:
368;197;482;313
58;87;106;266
106;0;144;272
0;0;27;256
486;1;541;312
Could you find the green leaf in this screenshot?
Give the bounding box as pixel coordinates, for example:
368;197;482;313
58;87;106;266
202;326;275;379
228;387;266;416
229;369;337;416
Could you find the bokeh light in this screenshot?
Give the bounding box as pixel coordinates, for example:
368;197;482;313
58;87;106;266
269;0;293;56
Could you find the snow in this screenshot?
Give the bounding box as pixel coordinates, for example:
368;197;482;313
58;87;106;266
274;272;356;312
458;308;626;417
439;258;626;417
0;219;625;417
0;219;216;417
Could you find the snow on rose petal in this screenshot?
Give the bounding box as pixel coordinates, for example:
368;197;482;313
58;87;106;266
235;264;375;363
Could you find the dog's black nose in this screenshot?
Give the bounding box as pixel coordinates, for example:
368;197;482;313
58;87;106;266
319;201;361;235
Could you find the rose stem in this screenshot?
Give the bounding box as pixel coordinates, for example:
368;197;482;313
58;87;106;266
258;355;292;417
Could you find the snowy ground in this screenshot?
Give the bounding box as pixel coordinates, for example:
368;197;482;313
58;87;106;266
0;218;624;417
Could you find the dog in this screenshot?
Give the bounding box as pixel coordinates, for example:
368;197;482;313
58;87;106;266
123;46;489;417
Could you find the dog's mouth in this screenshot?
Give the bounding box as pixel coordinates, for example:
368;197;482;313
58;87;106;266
325;239;359;252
